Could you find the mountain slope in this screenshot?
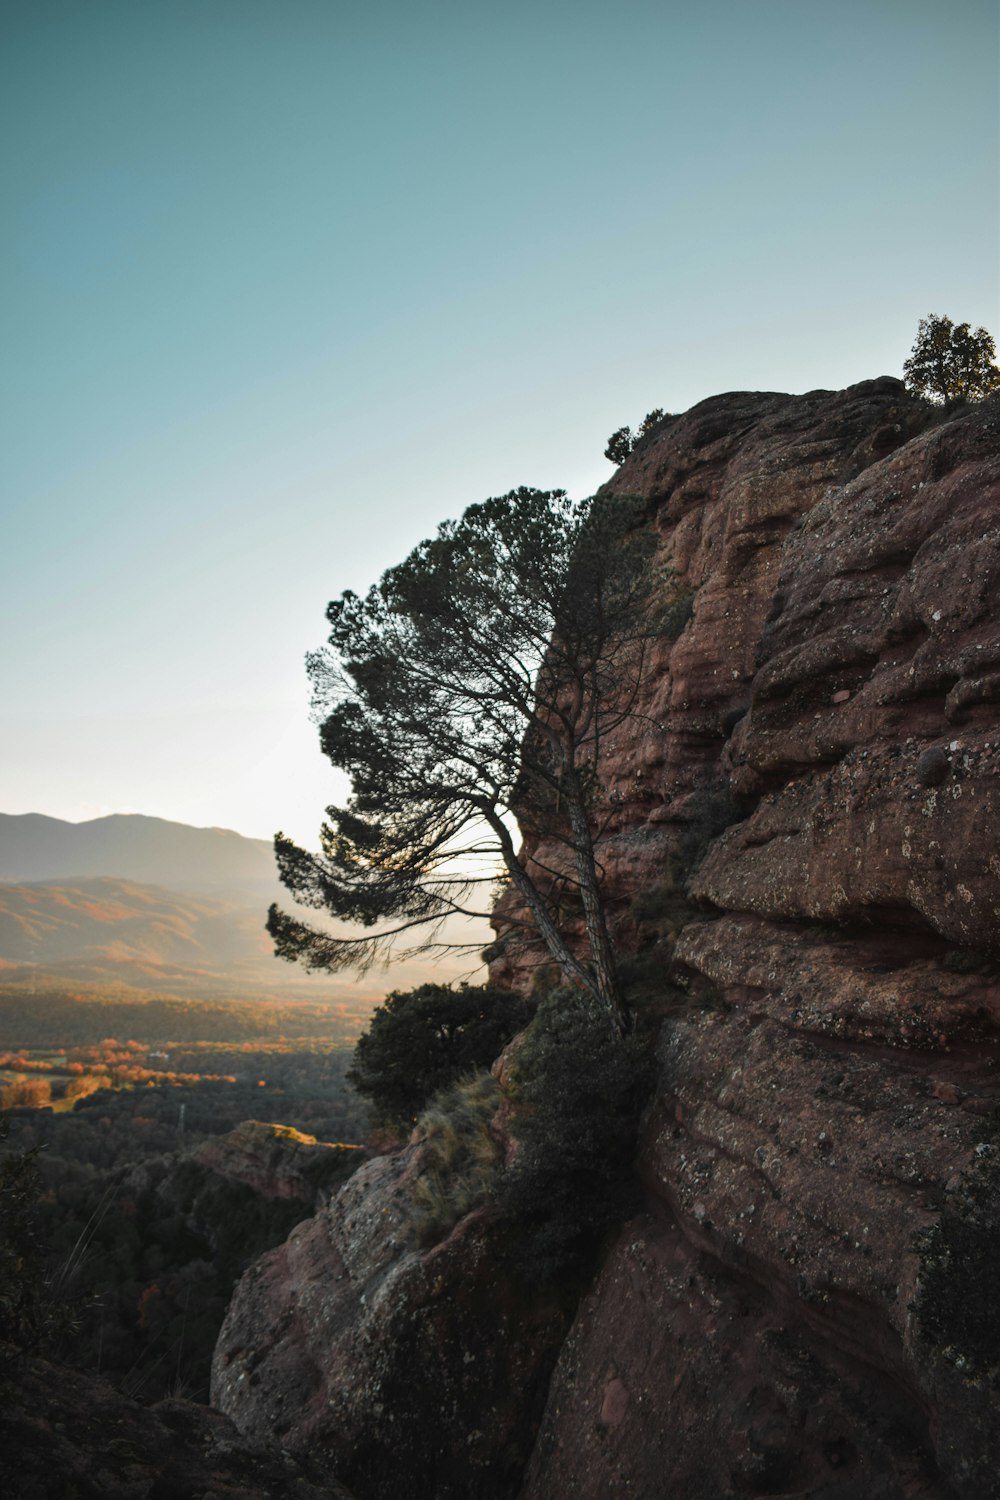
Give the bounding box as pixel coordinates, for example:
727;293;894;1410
0;876;291;990
0;813;477;994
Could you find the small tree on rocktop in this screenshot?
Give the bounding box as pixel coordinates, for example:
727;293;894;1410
603;409;669;465
268;486;666;1035
903;314;1000;405
637;408;667;439
603;426;634;465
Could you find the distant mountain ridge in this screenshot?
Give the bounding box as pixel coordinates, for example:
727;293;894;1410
0;812;465;997
0;876;276;987
0;812;280;900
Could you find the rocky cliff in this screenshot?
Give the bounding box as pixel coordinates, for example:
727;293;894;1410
212;1132;571;1499
190;1119;364;1202
214;381;1000;1498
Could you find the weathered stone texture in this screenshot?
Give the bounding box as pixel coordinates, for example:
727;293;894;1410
212;1138;568;1500
515;386;1000;1499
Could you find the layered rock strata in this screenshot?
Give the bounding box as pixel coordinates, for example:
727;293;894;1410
520;386;1000;1498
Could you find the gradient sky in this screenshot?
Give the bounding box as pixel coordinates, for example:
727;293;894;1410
2;0;998;850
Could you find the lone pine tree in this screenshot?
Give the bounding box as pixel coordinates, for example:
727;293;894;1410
268;486;666;1033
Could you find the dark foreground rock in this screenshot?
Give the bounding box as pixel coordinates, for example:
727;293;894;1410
212;1143;570;1500
522;1015;1000;1499
0;1346;353;1499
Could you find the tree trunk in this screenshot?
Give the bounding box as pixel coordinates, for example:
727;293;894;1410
564;773;629;1035
486;808;607;1013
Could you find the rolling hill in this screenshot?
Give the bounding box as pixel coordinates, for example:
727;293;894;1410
0;875;310;993
0;811;473;997
0;814;301;993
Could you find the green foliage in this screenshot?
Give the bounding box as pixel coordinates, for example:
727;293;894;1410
409;1072;503;1244
656;586;695;642
903;314;1000;405
0;1029;368;1400
603;425;634;465
617;873;698;1011
638;407;667;437
603;409;670;464
347;983;532;1129
6;1115;362;1401
495;991;654;1280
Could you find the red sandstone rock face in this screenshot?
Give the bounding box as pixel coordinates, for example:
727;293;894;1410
211;1138;569;1500
513;388;1000;1499
525;1012;999;1498
491;378;938;990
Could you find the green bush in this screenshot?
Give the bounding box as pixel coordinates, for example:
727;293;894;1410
347;983;533;1130
657;587;695;642
604;409;670;465
495;991;654;1280
903;314;1000;405
603;425;634;465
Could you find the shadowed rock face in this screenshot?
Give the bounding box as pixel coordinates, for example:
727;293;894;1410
0;1349;353;1500
213;383;1000;1500
211;1141;570;1500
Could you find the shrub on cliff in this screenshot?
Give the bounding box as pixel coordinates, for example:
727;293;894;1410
347;983;532;1130
603;409;669;464
603;425;635;465
495;990;653;1280
903;314;1000;404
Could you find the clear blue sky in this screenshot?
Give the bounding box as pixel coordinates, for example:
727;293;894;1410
2;0;997;847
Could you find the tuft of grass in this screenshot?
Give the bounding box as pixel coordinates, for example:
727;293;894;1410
408;1072;503;1246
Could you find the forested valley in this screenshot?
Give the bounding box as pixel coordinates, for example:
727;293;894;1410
0;976;371;1402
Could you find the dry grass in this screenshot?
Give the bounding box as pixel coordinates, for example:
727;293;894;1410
409;1072;503;1246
